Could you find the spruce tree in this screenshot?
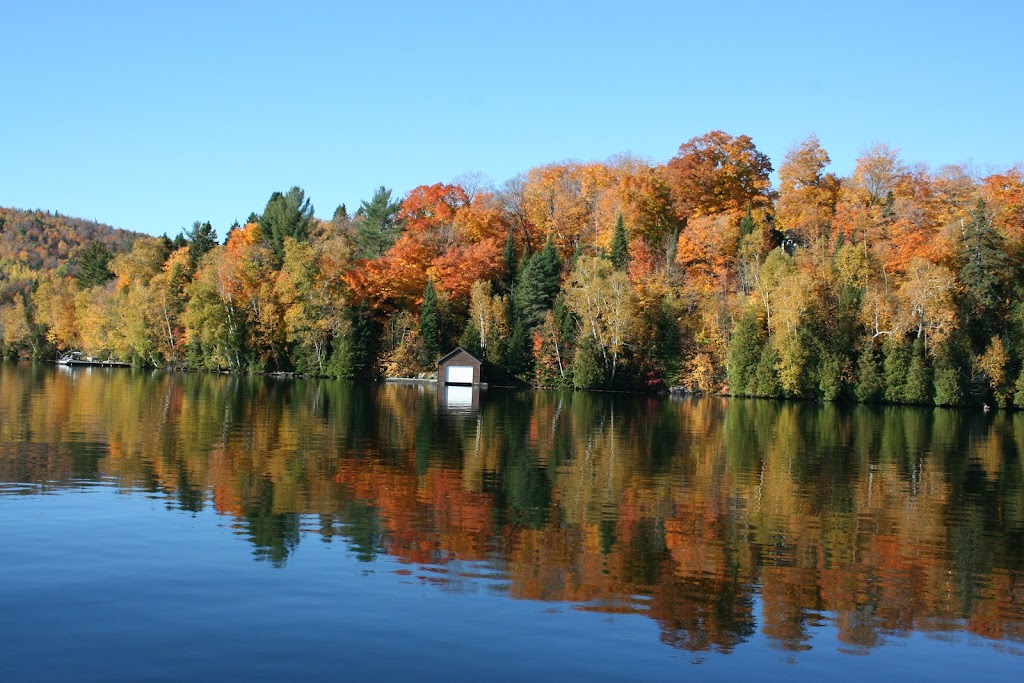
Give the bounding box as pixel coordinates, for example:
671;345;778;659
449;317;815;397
726;309;765;396
262;187;314;263
419;278;441;367
512;237;561;330
933;335;968;406
609;214;629;271
186;220;216;273
329;302;376;379
818;352;844;401
76;240;113;287
751;344;781;397
356;186;402;258
501;229;518;293
739;207;756;237
903;339;932;404
572;338;605;389
1014;366;1024;409
883;340;910;403
458;321;482;356
855;342;884;402
958;198;1008;346
653;303;682;385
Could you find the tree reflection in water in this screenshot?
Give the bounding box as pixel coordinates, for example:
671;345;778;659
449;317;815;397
2;362;1023;654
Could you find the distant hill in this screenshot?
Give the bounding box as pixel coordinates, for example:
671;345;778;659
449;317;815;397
0;207;142;272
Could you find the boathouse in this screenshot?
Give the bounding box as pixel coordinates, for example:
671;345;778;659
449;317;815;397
437;348;484;386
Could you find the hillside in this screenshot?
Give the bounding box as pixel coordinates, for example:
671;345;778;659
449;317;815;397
0;207;142;272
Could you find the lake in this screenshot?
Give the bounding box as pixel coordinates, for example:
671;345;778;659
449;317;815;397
1;362;1023;680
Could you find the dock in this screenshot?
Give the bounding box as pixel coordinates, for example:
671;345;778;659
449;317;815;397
57;352;130;368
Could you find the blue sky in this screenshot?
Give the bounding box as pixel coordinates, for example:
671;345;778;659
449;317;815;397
2;0;1022;238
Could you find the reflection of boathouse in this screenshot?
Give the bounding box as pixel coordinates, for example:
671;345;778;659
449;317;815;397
436;348;485;413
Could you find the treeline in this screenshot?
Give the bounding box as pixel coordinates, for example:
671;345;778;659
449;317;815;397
1;131;1024;407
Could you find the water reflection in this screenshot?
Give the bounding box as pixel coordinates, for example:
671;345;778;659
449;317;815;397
1;362;1023;655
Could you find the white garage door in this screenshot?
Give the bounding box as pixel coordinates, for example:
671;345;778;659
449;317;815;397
446;365;474;384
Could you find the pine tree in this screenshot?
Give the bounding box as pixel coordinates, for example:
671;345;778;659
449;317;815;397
933;337;968;406
186;220;216;273
572;337;605;389
855;342;884;402
262;188;314;263
609;214;629;271
883;340;910;403
726;309;765;396
501;229;518;293
1014;366;1024;409
356;186;402;258
512;237;561;329
739;207;756;237
419;278;441;367
903;339;932;404
818;352;844;401
653;303;682;385
958;198;1008;346
329;302;376;379
751;344;781;397
76;240;113;287
458;321;482;356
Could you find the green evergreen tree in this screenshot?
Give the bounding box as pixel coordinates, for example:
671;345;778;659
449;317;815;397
933;336;968;406
726;309;765;396
458;320;482;356
262;187;314;262
750;344;781;397
653;302;682;385
512;237;561;329
739;207;755;237
958;198;1008;346
328;302;376;379
502;315;533;378
419;278;441;367
903;339;932;404
855;342;884;402
1014;365;1024;409
76;240;114;287
818;352;845;401
186;220;216;273
501;229;518;293
356;186;402;258
882;340;910;403
609;214;629;271
572;337;605;389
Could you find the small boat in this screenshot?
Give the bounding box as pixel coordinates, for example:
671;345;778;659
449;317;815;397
56;351;130;368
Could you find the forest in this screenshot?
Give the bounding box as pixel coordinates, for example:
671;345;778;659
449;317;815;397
1;131;1024;407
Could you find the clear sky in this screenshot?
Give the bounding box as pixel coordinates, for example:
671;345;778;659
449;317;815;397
2;0;1022;238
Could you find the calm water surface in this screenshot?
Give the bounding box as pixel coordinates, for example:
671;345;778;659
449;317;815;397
1;362;1023;680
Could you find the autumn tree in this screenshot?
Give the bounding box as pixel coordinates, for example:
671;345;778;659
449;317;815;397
664;130;773;225
564;255;640;384
775;135;840;244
